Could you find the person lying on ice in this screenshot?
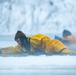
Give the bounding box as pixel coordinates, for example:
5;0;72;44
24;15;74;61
55;29;76;45
0;30;76;55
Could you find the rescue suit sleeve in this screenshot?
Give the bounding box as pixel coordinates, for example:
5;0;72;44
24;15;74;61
1;45;21;54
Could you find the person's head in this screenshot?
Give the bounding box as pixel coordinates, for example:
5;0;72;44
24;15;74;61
14;30;30;53
63;30;72;38
14;30;26;45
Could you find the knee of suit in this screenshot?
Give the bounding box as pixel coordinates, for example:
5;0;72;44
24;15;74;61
51;39;66;52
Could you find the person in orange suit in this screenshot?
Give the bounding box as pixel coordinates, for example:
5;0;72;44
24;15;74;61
55;30;76;45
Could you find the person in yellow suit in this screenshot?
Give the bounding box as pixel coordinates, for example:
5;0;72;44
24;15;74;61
1;30;76;55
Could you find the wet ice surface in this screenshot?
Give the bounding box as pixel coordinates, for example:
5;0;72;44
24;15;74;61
0;55;76;75
0;69;76;75
0;36;76;75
